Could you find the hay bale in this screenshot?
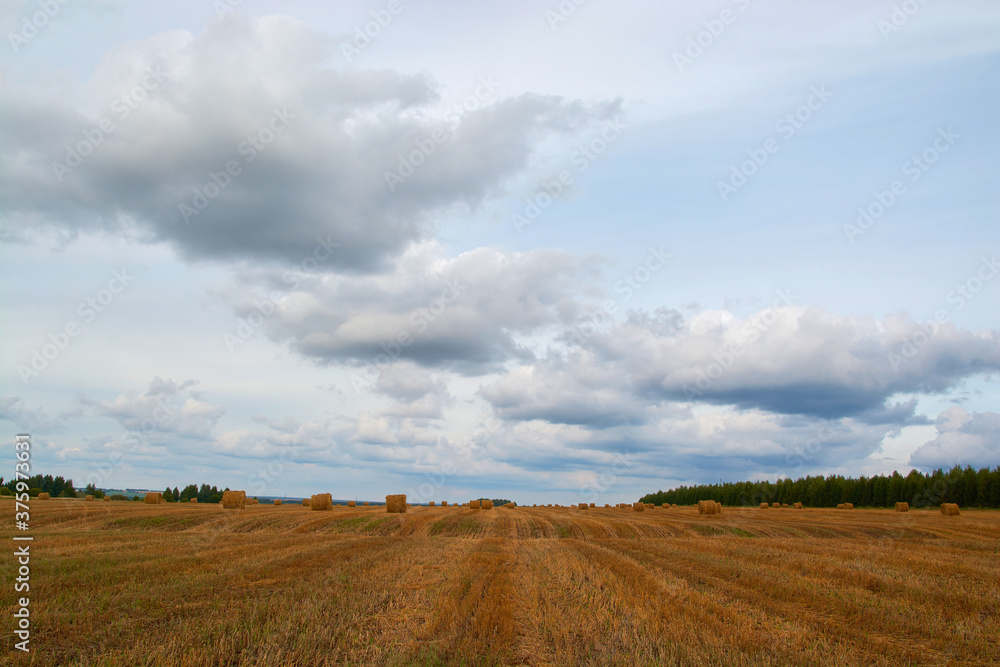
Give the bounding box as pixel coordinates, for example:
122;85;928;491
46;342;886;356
793;502;803;509
579;503;589;510
771;502;780;508
37;492;50;500
697;500;722;515
759;502;769;509
895;502;908;512
247;497;259;505
310;493;333;511
190;498;198;503
633;502;645;512
144;492;163;504
482;499;494;510
589;503;595;508
781;503;788;508
671;504;677;508
348;500;356;507
386;494;407;513
428;501;434;506
442;501;448;507
836;503;853;510
272;499;281;506
302;498;311;507
85;495;94;501
364;501;369;506
103;496;110;501
940;503;960;516
221;490;246;509
469;499;481;509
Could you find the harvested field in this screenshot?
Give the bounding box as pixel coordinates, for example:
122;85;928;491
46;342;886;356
2;499;998;666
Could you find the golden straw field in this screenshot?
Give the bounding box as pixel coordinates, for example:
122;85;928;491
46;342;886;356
3;499;999;666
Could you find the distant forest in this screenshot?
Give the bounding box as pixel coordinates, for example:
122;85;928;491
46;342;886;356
639;466;1000;509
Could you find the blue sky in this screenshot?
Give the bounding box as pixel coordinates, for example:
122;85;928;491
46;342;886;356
1;0;998;503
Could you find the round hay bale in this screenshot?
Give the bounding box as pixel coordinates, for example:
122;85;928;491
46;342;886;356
632;502;645;512
385;494;407;513
348;500;356;507
759;502;769;509
85;495;94;501
469;499;481;509
781;503;788;508
793;502;803;509
940;503;960;516
103;496;110;501
771;502;780;508
144;492;164;505
481;499;494;510
578;503;589;510
222;490;246;509
364;501;369;506
310;493;334;511
37;492;51;500
302;498;311;507
190;498;198;503
442;501;448;507
697;500;721;515
895;502;908;512
429;501;435;506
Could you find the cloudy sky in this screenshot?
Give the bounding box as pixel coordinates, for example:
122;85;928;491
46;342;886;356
2;0;998;503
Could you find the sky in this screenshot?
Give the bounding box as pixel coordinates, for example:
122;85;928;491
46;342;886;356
1;0;998;504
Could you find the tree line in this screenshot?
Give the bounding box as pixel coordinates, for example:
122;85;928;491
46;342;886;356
0;475;227;503
639;466;1000;509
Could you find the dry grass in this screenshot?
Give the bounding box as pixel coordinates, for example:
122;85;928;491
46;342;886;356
144;492;163;504
310;494;333;511
3;499;998;667
221;490;245;509
940;503;960;516
386;494;407;513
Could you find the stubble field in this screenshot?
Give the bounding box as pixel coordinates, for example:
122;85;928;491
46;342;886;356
2;499;998;666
